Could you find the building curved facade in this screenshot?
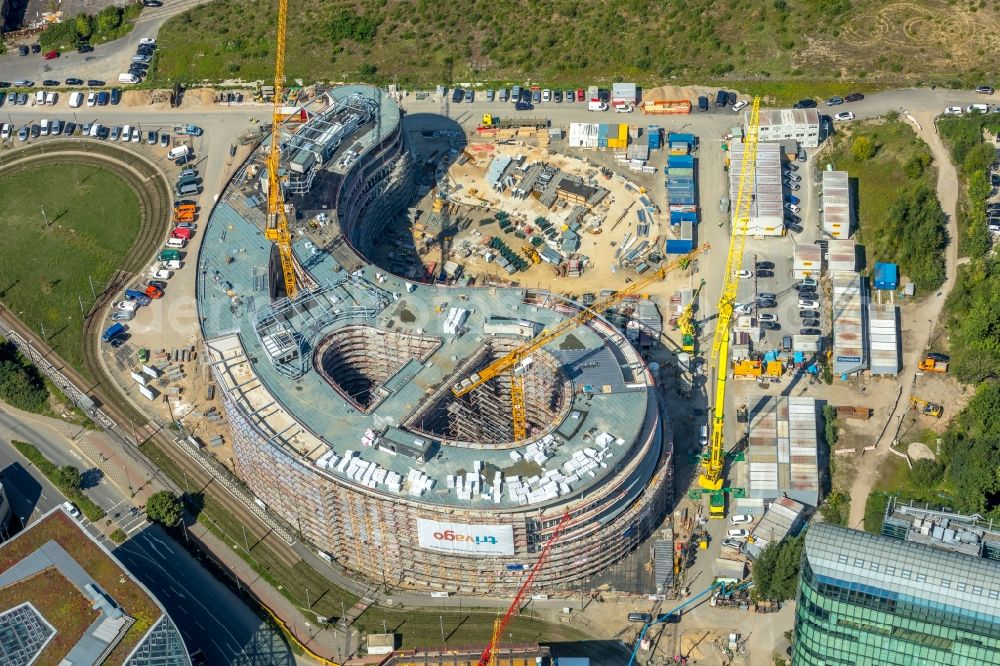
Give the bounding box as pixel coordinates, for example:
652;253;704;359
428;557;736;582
197;85;673;594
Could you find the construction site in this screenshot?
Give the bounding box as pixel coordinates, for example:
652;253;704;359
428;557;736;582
190;83;683;598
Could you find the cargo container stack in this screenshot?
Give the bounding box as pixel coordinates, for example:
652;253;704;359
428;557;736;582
664;134;698;254
647;126;661;150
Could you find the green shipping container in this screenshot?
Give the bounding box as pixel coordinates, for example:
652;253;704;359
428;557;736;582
159;249;181;261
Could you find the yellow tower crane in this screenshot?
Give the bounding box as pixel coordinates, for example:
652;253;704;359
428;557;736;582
452;245;710;441
698;97;761;519
263;0;297;299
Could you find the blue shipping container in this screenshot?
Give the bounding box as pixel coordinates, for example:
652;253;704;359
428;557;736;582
874;262;898;290
666;238;695;254
647;126;661;149
667;154;695;168
670;211;698;224
668;132;698;147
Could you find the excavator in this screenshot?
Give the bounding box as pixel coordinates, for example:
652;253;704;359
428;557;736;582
910;396;943;418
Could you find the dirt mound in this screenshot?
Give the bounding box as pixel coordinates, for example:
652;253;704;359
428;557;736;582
907;441;936;461
122;90;155;107
179;88;220;108
642;85;698;102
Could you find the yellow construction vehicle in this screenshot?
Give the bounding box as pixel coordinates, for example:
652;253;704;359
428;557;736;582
699;97;761;519
262;0;297;298
677;280;705;354
522;245;541;264
910;396;943;418
452;244;710;441
918;355;949;373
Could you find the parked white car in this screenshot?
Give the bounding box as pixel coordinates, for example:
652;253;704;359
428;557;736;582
730;514;754;525
799;299;820;309
733;99;748;112
736;270;753;279
115;300;139;312
758;314;777;323
727;529;750;539
149;268;173;279
61;501;81;518
834;111;855;121
943;106;963;116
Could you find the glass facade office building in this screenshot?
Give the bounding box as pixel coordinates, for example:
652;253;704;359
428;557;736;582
794;522;1000;665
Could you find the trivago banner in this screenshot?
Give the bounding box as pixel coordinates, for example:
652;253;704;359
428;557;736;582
416;519;515;556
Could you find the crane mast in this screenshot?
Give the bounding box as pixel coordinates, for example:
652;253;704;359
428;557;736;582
264;0;298;299
699;97;761;518
478;512;571;666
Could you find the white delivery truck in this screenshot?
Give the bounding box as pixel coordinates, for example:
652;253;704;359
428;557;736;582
168;144;191;160
588;99;608;112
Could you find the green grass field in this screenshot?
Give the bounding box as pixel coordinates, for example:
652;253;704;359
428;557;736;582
0;165;141;374
150;0;1000;93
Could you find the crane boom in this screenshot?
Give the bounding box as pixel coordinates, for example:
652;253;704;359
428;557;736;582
478;512;571;666
452;244;710;398
263;0;298;299
699;97;761;513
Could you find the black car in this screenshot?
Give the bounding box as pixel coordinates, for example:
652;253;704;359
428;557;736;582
757;299;777;309
143;0;163;5
927;352;950;363
87;79;105;86
658;613;681;624
0;81;9;89
42;79;59;86
761;321;781;331
798;290;818;300
30;124;40;138
63;122;76;135
19;45;29;56
553;90;563;103
800;328;822;336
97;91;109;105
451;87;463;103
758;292;777;300
726;91;737;106
65;78;84;85
77;44;94;54
793;99;818;109
98;125;110;139
755;261;774;270
756;269;774;278
515;101;533;111
110;88;121;105
147;280;167;290
786;223;803;233
845;92;864;103
31;43;41;54
175;154;192;166
784;163;799;172
799;309;819;318
175;199;197;208
802;318;820;328
785;213;800;224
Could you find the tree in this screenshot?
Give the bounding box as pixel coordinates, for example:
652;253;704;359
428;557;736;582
822;405;839;447
96;5;123;33
54;465;82;492
75;14;94;40
146;490;183;527
851;136;876;161
0;359;49;413
752;535;804;601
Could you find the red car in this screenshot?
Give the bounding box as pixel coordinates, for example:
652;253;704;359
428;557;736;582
144;285;164;299
43;50;59;60
576;88;585;102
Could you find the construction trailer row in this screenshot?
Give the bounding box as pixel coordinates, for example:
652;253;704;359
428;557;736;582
728;141;785;236
664;133;698;254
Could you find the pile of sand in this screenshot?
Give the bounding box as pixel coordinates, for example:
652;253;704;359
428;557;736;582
643;85;699;102
178;88;220;108
123;90;155;107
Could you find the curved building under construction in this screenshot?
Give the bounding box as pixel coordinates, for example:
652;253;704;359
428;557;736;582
198;85;673;594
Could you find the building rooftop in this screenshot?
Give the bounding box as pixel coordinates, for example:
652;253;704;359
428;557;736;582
746;496;808;558
756;108;821;128
0;508;190;666
806;522;1000;620
729;142;784;232
821;170;850;234
745;395;819;506
881;501;1000;561
197;88;655;512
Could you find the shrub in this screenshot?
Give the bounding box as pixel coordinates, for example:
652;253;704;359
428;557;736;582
110;528;128;544
54;465;83;493
909;459;944;487
819;491;850;525
851;135;876;161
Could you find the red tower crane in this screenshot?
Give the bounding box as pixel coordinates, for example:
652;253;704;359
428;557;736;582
478;511;572;666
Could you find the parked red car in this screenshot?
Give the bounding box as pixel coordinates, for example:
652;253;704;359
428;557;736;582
43;50;59;60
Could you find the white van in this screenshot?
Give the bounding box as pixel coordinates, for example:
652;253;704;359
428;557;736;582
166;237;187;249
168;144;190;160
122;124;132;142
587;99;608;112
89;123;101;137
69;91;84;108
119;73;140;85
967;103;990;114
40;119;50;136
34;90;45;105
44;91;56;105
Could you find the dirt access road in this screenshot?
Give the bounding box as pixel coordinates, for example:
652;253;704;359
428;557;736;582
846;109;962;529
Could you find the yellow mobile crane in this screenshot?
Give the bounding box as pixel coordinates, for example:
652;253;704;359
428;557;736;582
452;244;710;440
677;279;706;354
698;97;761;519
263;0;298;299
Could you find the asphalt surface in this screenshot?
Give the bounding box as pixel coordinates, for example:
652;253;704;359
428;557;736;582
0;0;210;86
113;524;295;666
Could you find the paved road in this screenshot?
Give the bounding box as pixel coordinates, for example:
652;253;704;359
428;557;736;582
114;524;296;666
0;0;210;86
